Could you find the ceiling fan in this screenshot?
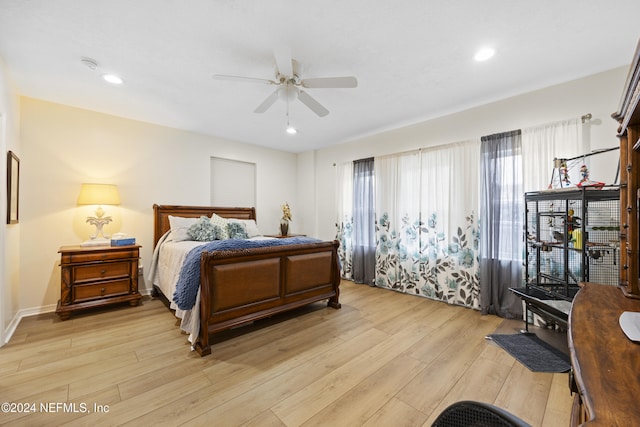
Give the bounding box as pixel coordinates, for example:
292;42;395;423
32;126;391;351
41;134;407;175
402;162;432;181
213;47;357;117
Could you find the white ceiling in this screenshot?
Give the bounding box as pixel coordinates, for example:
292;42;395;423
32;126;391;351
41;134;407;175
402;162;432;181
1;1;639;153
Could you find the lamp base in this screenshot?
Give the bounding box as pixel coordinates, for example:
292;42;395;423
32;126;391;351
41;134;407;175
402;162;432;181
80;238;111;247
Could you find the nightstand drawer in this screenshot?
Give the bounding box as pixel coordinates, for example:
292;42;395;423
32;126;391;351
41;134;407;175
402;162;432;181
73;279;131;302
61;248;138;264
74;261;130;283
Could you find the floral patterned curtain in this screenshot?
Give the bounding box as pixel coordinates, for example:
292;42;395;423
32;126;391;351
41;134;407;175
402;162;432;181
335;161;354;280
374;141;481;309
374;151;423;293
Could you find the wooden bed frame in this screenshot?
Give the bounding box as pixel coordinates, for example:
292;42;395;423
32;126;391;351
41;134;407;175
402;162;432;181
152;204;341;356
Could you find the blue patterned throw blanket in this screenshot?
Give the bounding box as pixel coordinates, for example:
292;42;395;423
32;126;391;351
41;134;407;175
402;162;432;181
172;237;321;310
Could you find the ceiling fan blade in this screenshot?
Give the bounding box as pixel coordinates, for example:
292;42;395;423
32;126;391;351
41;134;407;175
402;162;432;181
298;90;329;117
213;74;274;85
302;76;358;88
254;89;280;113
273;46;293;77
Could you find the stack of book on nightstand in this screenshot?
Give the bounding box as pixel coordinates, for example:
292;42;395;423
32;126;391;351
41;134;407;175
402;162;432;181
110;233;136;246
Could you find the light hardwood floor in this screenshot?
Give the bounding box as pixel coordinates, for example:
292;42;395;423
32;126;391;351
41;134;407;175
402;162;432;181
0;281;572;426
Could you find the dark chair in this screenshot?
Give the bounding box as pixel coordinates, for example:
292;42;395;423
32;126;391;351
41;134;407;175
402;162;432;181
432;400;531;427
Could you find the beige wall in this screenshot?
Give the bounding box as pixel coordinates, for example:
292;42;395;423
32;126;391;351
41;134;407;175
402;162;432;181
306;66;629;241
0;57;20;344
18;98;299;312
3;64;631;339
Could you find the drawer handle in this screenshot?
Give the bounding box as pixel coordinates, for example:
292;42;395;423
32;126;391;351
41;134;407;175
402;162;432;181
101;287;106;295
100;269;106;275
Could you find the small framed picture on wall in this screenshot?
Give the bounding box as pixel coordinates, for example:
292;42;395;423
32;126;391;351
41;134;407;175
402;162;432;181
7;150;19;224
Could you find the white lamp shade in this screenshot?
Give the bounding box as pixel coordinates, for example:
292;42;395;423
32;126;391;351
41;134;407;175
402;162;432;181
77;183;120;206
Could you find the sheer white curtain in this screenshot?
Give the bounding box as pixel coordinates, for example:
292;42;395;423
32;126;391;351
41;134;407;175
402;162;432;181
374;151;423;293
421;141;480;245
374;142;481;308
420;141;481;307
522;118;583;192
335;161;354;280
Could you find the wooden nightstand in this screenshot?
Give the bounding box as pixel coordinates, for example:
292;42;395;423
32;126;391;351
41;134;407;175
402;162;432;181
55;245;142;320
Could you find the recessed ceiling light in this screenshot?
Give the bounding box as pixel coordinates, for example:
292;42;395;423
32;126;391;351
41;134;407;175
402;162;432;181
474;47;495;62
102;74;123;85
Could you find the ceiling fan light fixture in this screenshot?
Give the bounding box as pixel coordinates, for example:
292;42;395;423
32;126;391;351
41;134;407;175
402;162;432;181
285;112;297;134
217;47;357;118
278;85;299;102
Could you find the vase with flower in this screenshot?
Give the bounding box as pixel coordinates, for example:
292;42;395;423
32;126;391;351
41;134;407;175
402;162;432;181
280;202;292;236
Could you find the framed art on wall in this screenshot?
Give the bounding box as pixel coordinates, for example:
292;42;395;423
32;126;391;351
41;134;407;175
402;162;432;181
7;150;19;224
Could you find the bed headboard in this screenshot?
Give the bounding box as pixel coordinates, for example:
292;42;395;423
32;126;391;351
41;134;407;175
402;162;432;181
152;204;257;248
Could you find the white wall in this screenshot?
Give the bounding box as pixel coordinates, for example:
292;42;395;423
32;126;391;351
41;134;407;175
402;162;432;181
296;150;317;236
19;97;298;311
305;66;629;241
0;57;20;345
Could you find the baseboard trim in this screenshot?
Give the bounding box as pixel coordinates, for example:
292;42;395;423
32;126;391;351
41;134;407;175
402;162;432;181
2;287;153;346
3;303;56;346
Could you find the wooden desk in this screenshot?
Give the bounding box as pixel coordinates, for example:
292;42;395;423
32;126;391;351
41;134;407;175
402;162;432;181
568;283;640;425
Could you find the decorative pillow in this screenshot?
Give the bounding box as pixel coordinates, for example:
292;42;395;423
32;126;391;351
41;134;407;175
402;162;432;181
228;218;262;238
187;216;217;241
168;215;200;242
212;225;227;240
209;213;229;239
227;222;249;239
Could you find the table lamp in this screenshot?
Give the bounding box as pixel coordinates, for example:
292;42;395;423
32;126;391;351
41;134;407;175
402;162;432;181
77;183;120;246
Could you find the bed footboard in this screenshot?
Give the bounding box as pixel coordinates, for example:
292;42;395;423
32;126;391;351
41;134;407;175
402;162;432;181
195;240;341;356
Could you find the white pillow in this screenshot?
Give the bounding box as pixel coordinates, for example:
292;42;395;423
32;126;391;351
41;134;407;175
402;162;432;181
228;218;262;238
168;215;199;242
209;213;229;239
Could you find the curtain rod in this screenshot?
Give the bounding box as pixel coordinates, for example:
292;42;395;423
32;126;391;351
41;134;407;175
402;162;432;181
337;114;594;166
555;146;619;163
